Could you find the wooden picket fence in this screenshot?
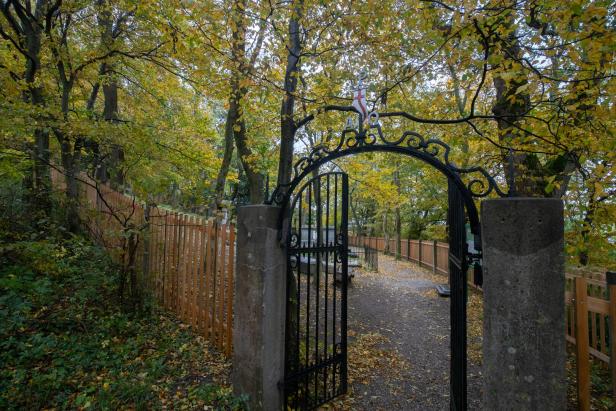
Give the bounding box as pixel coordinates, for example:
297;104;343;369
51;168;235;356
349;235;450;276
146;210;235;356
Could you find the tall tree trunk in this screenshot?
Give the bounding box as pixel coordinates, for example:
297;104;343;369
87;63;106;180
383;211;390;254
16;0;52;213
99;2;123;187
576;179;613;266
104;79;124;187
278;0;304;380
48;8;82;234
229;0;264;204
58;132;82;234
55;79;82;233
103;69;122;186
209;2;269;210
578;213;593;266
277;0;304;187
208;105;235;215
209;4;267;212
234;123;264;203
447;61;470;161
490;9;536;196
489;5;581;198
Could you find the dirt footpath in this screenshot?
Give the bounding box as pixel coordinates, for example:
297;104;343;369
327;254;483;410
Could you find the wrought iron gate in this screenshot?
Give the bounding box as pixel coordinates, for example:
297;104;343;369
266;86;508;409
282;172;349;410
281;173;473;410
448;179;468;411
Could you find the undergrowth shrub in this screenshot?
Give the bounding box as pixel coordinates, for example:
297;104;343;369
0;234;245;410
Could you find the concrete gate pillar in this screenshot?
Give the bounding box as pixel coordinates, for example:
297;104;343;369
232;205;285;410
481;198;566;410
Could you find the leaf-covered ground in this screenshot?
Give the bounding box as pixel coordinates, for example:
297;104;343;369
326;254;483;410
335;253;613;411
0;236;245;410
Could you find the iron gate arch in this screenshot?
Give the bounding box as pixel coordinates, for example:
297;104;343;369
268;109;508;411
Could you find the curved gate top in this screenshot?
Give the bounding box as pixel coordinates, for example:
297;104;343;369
270;99;507;410
266;105;509;237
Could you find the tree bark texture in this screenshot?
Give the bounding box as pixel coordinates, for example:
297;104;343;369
277;0;304;187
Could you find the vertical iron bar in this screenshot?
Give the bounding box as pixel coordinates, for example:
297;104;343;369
340;173;349;394
284;205;293;410
314;177;321;401
305;182;311;408
296;193;302;408
332;173;338;394
448;178;467;411
324;173;330;399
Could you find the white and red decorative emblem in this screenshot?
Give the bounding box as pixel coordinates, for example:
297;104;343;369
352;87;368;121
352;71;369;122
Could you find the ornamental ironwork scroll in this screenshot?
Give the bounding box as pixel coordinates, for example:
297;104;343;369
267;107;509;206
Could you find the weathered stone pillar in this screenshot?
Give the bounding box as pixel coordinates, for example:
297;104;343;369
232;205;285;410
481;198;566;410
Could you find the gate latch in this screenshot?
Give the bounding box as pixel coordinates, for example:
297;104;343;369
467;251;482;264
467;251;483;287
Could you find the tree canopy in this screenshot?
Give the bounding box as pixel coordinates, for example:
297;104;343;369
1;0;614;268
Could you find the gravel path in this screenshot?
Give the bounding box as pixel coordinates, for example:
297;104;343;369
333;253;482;410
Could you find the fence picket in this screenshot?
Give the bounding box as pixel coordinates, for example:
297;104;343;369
204;220;214;338
184;215;194;323
182;214;190;319
186;215;195;322
148;210;157;295
163;213;170;309
591;285;598;351
177;214;184;318
211;222;218;341
600;305;607;354
158;212;166;301
172;213;180;312
198;220;208;334
226;225;235;356
178;215;185;320
190;216;199;328
575;277;591;411
216;224;226;347
171;213;179;311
